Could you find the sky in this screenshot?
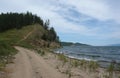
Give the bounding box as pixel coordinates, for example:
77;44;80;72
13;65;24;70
0;0;120;46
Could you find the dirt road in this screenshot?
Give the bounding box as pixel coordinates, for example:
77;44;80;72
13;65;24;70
8;46;66;78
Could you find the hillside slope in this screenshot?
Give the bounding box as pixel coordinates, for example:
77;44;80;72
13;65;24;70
0;12;60;78
0;24;60;72
0;24;60;47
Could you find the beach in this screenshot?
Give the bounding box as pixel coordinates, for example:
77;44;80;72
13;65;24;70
4;46;120;78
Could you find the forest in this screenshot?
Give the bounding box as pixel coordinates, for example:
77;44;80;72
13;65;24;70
0;12;59;42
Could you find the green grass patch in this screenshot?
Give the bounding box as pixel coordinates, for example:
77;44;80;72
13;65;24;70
71;60;80;67
16;40;35;49
0;25;36;70
57;54;68;66
88;60;99;71
0;41;17;70
107;62;115;78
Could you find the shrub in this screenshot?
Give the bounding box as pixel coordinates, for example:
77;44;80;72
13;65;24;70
0;41;17;70
107;62;115;78
71;60;80;67
88;61;99;71
57;54;68;66
0;41;16;59
37;50;45;56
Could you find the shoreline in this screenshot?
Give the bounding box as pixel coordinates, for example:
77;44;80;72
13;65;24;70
1;47;120;78
51;50;120;78
54;50;120;70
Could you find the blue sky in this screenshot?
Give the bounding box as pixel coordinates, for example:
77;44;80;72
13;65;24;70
0;0;120;46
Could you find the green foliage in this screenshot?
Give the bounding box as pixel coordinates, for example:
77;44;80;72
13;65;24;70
58;54;68;64
41;27;59;42
71;60;80;67
103;74;109;78
0;41;17;70
17;40;34;49
43;19;50;30
0;41;17;57
88;61;99;71
0;25;35;69
64;69;72;78
0;12;43;32
37;50;45;56
107;62;114;73
0;12;60;44
0;11;60;70
107;62;115;78
79;59;87;69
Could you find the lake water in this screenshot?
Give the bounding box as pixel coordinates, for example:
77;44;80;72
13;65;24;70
55;46;120;68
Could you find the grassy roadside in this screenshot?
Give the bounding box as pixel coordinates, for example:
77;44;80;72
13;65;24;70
0;25;35;70
0;24;60;71
0;41;17;70
37;48;120;78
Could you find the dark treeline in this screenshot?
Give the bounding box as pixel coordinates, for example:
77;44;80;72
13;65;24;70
0;12;59;42
0;12;43;31
41;19;59;42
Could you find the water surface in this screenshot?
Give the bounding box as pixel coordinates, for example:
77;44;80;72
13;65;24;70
55;46;120;68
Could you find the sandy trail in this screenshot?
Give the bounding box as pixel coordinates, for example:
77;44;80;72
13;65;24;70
8;46;66;78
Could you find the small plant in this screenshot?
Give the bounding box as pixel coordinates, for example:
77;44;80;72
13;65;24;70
103;74;109;78
71;60;80;67
107;62;115;78
80;59;86;65
79;59;87;70
65;69;72;78
0;62;6;70
88;61;99;71
55;65;59;69
68;72;72;78
0;41;17;70
37;50;45;56
58;54;68;65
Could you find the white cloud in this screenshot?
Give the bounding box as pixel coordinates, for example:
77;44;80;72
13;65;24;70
57;0;111;21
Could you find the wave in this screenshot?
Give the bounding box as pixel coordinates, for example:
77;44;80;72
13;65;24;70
64;54;97;61
55;51;97;61
76;53;101;58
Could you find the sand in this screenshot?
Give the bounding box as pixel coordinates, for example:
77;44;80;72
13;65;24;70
7;46;67;78
6;46;120;78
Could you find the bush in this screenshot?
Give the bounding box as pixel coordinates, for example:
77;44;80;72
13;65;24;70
107;62;115;78
88;61;99;71
79;59;87;69
58;54;68;63
57;54;68;67
0;41;16;58
71;60;80;67
37;50;45;56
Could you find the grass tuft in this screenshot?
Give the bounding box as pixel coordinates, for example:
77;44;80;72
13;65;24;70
88;60;99;71
107;62;115;78
58;54;68;63
71;60;80;68
37;50;45;56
